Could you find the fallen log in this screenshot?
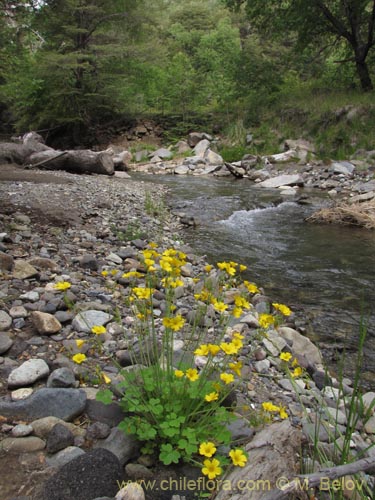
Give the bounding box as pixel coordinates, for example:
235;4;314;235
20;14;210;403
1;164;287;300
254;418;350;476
0;132;115;176
26;149;114;176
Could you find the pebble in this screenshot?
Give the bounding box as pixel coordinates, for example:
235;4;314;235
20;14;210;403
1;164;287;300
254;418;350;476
0;333;13;354
46;423;75;453
11;387;34;401
47;367;76;388
12;260;39;279
0;310;12;330
8;358;50;388
30;311;62;335
11;423;34;437
0;436;46;453
72;310;112;333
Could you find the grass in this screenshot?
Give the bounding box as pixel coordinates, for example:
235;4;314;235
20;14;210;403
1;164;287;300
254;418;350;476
307;200;375;230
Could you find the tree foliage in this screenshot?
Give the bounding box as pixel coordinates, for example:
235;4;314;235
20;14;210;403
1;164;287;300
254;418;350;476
226;0;375;91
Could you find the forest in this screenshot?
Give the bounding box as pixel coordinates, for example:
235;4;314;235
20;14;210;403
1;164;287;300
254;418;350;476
0;0;374;156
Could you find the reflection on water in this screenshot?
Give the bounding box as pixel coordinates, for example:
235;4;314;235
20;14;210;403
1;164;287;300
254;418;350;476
132;173;375;387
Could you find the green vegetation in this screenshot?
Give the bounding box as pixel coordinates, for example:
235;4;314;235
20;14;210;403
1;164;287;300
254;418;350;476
0;1;374;153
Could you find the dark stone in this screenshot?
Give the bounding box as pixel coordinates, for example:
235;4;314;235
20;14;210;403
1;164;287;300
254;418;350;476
47;368;76;388
79;254;99;271
46;423;75;453
39;448;123;500
85;400;125;427
0;251;14;271
0;388;87;422
86;422;111;440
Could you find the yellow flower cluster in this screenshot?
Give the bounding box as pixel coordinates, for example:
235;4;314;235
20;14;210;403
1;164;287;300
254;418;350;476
53;281;71;291
262;401;288;420
199;441;247;478
174;368;199;381
162;315;185;331
278;352;304;378
272;302;292;316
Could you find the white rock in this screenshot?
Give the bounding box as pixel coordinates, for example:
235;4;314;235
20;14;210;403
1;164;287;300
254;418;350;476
257;174;304;189
8;359;50;388
11;388;34;401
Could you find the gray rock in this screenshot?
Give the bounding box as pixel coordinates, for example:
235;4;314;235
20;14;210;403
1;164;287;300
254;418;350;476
254;359;270;373
79;254;99;270
0;251;14;271
11;423;34;437
46;423;75;453
226;416;255;443
85;400;125;427
187;132;212;147
47;368;76;388
72;310;112;333
193;139;210;157
324;407;347;425
86;422;111;440
30;311;62;335
125;463;153;480
364;415;375;434
330;161;355;176
362;392;375;413
46;445;86;468
0;388;87;422
257;174;304;188
20;290;40;302
278;326;322;367
174;165;190;175
12;260;39;279
175;140;191;154
9;305;28;318
94;426;140;466
39;448;122;500
8;358;50;388
0;332;13;354
31;416;86;438
151;148;172;159
106;252;123;264
0;436;46;453
204;149;223;165
0;310;12;330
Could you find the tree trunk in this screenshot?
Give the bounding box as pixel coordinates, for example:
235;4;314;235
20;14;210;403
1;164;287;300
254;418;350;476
355;59;373;91
27;149;114;176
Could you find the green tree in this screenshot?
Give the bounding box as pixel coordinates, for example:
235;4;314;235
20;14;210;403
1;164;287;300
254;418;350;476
226;0;375;91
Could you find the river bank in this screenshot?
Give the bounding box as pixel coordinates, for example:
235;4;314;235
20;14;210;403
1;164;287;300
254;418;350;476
0;164;375;500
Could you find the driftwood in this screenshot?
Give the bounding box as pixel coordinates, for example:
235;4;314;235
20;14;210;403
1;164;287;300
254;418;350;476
0;131;114;176
262;455;375;500
306;200;375;229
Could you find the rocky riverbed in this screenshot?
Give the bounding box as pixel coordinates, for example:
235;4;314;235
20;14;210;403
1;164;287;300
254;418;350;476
1;164;375;500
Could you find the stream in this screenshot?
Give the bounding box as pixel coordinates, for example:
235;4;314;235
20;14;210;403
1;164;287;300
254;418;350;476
133;173;375;388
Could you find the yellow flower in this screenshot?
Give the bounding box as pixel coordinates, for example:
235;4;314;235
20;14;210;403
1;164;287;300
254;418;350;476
204;264;213;272
292;366;303;378
207;344;220;356
194;344;210;356
212;300;228;313
111;269;119;276
144;258;155;268
258;314;275;329
243;281;259;294
239;264;247;272
279;352;292;362
229;449;247;467
148;242;158;249
162;315;185;331
202;458;222;479
54;281;71;291
234;296;250;309
279;407;288;419
132;287;153;300
122;271;143;279
91;325;106;335
217;261;236;276
102;373;111;384
233;332;244;339
272;302;292;316
101;270;109;277
75;339;85;348
291;358;299;367
186;368;199;382
231;337;243;349
205;391;219;402
220;373;235;384
229;361;243;376
72;353;87;364
220;342;238;355
199;442;217;457
262;402;280;413
232;307;243;318
174;370;184;378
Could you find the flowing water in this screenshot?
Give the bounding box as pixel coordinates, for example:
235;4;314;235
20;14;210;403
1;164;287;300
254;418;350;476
133;173;375;387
